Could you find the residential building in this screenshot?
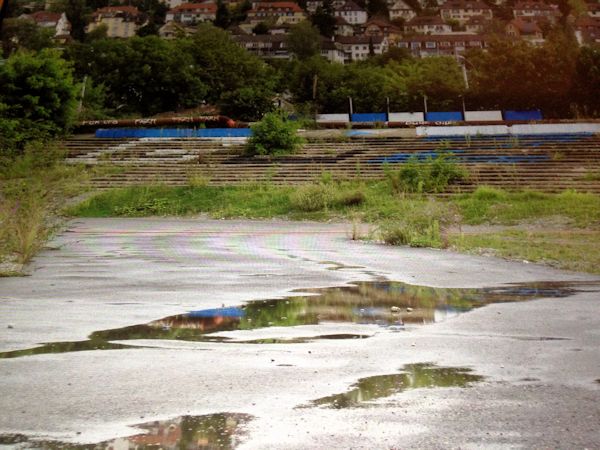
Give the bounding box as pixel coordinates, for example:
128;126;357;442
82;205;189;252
464;15;490;32
512;1;561;23
20;11;71;41
320;37;346;62
404;15;452;34
360;16;403;43
440;0;493;25
162;0;186;9
506;17;544;43
334;1;368;25
388;0;417;21
574;15;600;44
336;34;387;62
586;2;600;18
306;0;324;13
165;2;217;25
247;2;307;25
334;16;355;36
87;6;145;38
158;21;196;38
397;33;488;56
234;34;289;58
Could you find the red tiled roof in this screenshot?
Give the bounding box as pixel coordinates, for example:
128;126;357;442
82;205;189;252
441;0;491;10
169;2;217;12
252;2;304;12
335;1;365;12
508;17;542;33
406;15;446;25
513;1;556;11
399;33;487;42
336;34;384;44
29;11;62;23
575;15;600;28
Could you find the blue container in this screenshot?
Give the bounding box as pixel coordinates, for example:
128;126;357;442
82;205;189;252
425;112;463;122
503;110;543;121
95;128;252;139
350;113;387;123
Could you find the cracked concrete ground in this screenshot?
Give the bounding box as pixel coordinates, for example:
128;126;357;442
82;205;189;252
0;218;599;448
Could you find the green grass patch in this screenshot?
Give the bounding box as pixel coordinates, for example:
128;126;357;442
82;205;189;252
450;230;600;274
0;141;97;272
455;187;600;227
68;183;600;274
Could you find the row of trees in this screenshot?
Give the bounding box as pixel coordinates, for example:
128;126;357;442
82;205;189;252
1;23;599;150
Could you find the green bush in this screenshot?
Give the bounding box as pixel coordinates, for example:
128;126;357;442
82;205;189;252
384;153;468;194
246;111;305;156
0;49;77;151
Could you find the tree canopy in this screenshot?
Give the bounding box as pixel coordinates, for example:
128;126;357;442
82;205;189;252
0;49;77;150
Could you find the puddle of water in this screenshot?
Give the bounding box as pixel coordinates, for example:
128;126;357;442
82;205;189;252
309;363;483;409
0;413;252;449
1;280;596;359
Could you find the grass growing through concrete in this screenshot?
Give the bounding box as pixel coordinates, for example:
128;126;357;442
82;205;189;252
0;142;112;275
68;182;600;273
450;230;600;274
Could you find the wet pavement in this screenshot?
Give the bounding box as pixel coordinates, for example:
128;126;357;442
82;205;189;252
1;218;600;449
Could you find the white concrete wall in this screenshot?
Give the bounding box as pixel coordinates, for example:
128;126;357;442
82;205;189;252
416;125;509;136
464;110;503;122
510;123;600;135
316;114;350;124
417;123;600;137
388;112;425;123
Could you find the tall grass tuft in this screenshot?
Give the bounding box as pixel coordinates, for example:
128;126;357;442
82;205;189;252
0;189;49;264
384;153;468;194
377;200;460;248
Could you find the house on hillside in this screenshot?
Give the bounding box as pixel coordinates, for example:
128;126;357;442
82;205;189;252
334;1;368;25
87;6;145;38
165;2;217;25
234;34;290;58
388;0;417;22
512;1;561;23
440;0;493;25
404;15;452;34
20;11;71;42
320;37;346;62
574;16;600;44
464;15;491;32
336;34;388;62
306;0;324;13
360;16;403;43
334;16;355;36
506;17;544;43
397;33;487;56
158;21;196;38
587;2;600;18
247;2;307;25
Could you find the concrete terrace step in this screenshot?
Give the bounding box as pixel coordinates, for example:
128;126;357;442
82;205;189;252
62;134;600;193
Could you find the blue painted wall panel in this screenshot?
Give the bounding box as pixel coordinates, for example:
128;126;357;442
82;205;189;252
425;112;463;122
503;110;543;121
351;113;387;122
95;128;252;138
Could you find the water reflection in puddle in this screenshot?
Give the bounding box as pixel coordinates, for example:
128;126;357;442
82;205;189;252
309;363;483;409
1;280;596;359
0;413;252;450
